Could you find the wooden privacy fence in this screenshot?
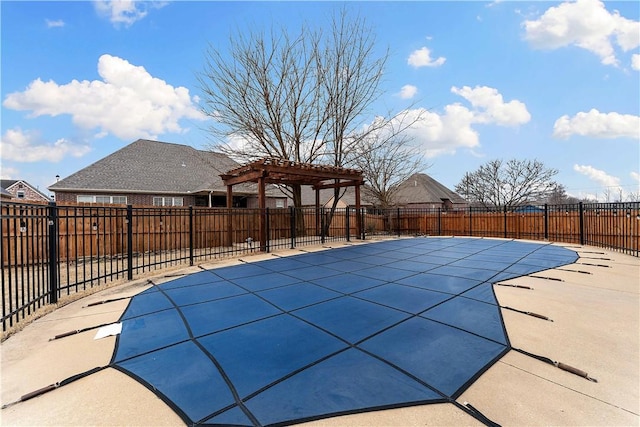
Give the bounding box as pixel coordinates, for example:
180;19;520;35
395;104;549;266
362;204;639;253
2;201;639;332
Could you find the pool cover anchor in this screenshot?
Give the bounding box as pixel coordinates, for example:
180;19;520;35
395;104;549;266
462;401;502;427
84;295;131;307
84;279;154;308
48;321;119;341
530;275;564;282
556;268;592;275
503;306;553;322
513;348;598;382
495;283;534;290
577;262;610;268
1;366;107;409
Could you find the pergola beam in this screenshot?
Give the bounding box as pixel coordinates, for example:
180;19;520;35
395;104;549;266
221;157;365;252
313;179;363;191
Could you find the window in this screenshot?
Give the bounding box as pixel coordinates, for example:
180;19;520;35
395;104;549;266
77;195;93;203
275;199;285;208
16;191;25;199
77;195;127;204
153;197;183;207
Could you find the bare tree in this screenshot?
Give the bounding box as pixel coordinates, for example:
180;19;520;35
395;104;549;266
199;25;325;209
544;183;581;205
353;113;427;208
455;159;559;208
198;9;393;213
626;191;640;202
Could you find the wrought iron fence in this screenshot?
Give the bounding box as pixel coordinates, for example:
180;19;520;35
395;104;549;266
2;201;638;332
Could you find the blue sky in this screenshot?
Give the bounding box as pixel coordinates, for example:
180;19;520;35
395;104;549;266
1;0;639;201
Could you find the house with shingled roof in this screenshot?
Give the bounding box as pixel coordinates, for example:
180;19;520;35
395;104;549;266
393;173;468;210
1;179;51;202
48;139;287;208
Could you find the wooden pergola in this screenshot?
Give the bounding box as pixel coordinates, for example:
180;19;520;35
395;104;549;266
220;158;364;251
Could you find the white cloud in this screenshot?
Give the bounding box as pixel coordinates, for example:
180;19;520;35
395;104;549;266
0;165;19;180
398;85;418;99
553;109;640;139
631;171;640;183
632;54;640;71
0;128;91;163
451;85;531;126
574;164;620;188
45;19;65;28
391;106;478;158
523;0;640;66
3;54;207;140
93;0;167;27
407;47;446;68
384;86;529;158
574;164;623;199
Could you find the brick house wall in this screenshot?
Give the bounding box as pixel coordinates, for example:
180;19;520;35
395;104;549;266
5;182;50;202
53;192;197;206
53;191;287;208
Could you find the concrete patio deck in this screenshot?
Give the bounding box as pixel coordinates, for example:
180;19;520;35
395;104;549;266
1;238;638;426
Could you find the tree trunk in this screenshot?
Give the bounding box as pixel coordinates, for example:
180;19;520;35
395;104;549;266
290;184;307;236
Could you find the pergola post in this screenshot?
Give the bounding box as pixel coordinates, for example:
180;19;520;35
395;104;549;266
226;185;233;247
220;158;364;251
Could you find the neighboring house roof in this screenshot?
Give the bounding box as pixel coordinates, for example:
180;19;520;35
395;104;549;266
1;186;13;199
48;139;269;196
394;173;467;206
1;179;50;201
0;180;19;189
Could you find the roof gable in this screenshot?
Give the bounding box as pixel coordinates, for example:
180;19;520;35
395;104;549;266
394;173;466;205
49;139;240;194
1;179;50;201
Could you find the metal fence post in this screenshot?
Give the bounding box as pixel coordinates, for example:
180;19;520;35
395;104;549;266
469;207;473;236
579;202;585;245
47;201;58;304
544;204;549;240
189;206;194;266
397;208;401;237
360;208;366;240
503;206;508;238
438;209;442;236
346;207;350;242
127;205;133;280
265;208;271;253
290;207;296;249
321;207;326;244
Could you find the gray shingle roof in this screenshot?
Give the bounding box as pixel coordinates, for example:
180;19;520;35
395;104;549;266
394;173;466;205
1;179;19;189
48;139;250;195
1;187;13;199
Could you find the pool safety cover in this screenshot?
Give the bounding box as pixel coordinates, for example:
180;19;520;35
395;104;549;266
111;237;577;426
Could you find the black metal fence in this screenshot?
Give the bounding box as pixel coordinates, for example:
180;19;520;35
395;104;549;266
2;201;638;332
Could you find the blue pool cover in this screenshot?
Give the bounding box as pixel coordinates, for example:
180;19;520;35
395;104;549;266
111;237;578;426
